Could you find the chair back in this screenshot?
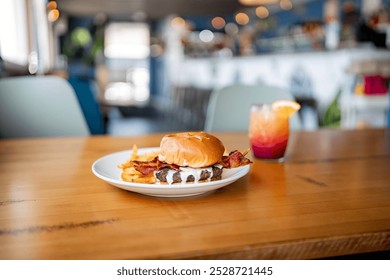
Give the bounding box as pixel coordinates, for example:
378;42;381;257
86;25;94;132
68;76;105;134
0;76;90;138
204;84;301;132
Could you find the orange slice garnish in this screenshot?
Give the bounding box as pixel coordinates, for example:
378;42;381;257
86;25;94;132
271;100;301;118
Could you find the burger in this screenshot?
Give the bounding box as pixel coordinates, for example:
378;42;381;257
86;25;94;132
156;131;226;184
127;131;251;184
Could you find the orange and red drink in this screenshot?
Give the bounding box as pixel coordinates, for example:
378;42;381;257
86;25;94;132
249;101;300;160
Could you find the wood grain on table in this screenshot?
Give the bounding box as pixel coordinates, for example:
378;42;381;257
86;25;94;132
0;129;389;259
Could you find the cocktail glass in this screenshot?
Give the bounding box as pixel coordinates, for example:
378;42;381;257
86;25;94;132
249;101;300;161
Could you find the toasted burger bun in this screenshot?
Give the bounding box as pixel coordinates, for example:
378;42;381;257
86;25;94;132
158;131;225;168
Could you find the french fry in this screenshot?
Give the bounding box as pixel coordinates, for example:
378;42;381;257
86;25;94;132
121;167;157;184
130;144;138;160
242;148;250;156
118;145;159;183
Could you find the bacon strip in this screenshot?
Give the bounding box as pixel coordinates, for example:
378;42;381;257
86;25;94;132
132;150;251;175
132;157;180;175
221;150;252;168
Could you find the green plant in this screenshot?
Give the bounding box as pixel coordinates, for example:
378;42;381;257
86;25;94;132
321;88;341;128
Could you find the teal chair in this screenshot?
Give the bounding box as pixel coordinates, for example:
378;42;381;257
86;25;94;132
68;76;105;135
0;76;90;138
204;84;301;132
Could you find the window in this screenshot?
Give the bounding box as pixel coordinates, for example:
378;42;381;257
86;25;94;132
104;22;150;59
0;0;29;66
0;0;52;73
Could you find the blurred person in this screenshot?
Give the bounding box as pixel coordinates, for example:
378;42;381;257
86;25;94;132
356;8;388;48
340;1;360;44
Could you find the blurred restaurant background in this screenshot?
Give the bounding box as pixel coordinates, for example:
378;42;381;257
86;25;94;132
0;0;389;137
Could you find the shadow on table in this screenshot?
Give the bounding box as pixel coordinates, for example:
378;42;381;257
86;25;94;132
319;250;389;260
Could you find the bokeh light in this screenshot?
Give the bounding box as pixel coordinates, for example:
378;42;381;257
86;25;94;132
46;1;57;10
199;29;214;42
235;12;250;25
255;6;269;19
225;22;239;35
171;17;186;28
48;9;60;22
211;17;226;29
280;0;293;10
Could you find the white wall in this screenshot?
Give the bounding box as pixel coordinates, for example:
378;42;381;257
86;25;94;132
174;47;390;113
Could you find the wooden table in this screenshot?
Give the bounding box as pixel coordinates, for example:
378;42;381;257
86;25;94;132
0;129;389;259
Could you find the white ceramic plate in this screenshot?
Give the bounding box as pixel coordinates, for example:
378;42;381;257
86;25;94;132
92;148;250;197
